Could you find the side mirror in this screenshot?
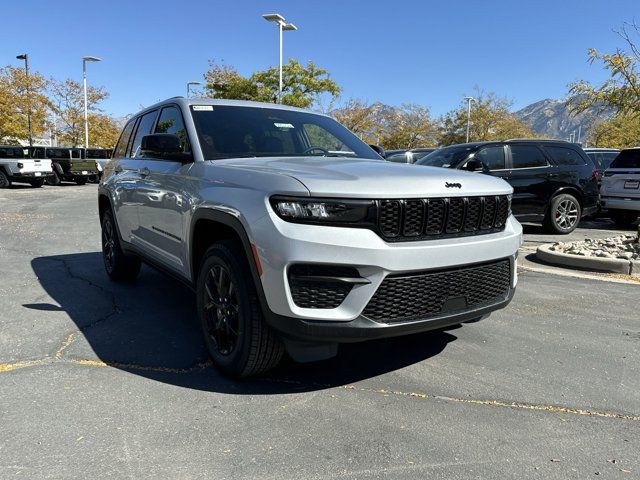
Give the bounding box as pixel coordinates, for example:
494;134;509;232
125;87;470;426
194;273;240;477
463;159;489;173
140;134;191;161
369;144;386;158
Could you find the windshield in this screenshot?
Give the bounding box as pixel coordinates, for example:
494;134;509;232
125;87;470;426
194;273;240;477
416;145;475;168
190;105;381;161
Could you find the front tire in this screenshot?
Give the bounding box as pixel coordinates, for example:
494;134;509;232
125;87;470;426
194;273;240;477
75;177;88;185
609;209;639;226
197;241;284;378
544;194;581;234
101;210;141;282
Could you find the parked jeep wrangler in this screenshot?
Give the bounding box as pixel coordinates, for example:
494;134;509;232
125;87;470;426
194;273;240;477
99;98;522;377
35;147;98;185
0;145;53;188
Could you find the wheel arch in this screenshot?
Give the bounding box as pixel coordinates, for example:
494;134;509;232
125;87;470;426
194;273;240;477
189;209;265;302
548;186;585;210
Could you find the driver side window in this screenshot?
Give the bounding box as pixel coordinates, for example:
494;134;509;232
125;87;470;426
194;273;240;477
475;146;505;170
303;124;355;155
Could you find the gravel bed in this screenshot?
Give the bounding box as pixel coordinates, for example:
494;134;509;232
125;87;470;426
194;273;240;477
550;234;640;260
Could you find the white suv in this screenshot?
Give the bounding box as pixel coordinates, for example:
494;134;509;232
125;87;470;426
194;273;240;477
601;148;640;226
98;98;522;377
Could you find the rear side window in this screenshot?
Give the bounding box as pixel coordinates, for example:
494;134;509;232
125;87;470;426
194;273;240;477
610;149;640;169
155;106;191;152
545;146;586;166
475;146;505;170
113;120;135;159
509;145;548;169
130;110;159;158
0;147;24;158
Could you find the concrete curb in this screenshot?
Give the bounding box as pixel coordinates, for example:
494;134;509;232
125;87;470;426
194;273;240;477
536;244;635;275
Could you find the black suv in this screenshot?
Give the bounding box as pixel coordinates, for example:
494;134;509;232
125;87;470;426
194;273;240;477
417;140;599;234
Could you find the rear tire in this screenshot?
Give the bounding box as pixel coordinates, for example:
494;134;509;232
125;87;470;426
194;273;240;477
609;209;639;226
46;171;61;186
30;179;45;188
196;241;284;378
101;210;141;282
543;193;581;234
0;171;10;188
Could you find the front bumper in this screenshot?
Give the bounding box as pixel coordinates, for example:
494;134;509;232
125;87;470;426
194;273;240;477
252;210;522;329
267;286;515;344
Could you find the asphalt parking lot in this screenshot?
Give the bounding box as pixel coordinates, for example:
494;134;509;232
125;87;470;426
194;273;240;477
1;184;639;479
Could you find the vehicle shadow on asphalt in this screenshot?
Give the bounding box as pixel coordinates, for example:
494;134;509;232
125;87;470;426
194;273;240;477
30;252;457;394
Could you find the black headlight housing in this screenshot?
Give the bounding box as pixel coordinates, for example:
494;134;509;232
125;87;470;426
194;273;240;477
270;196;375;225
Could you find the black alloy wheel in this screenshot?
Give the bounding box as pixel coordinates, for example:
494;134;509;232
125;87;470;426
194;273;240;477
202;264;240;356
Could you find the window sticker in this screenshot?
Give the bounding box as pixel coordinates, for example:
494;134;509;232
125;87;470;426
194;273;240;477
192;105;214;111
274;122;294;129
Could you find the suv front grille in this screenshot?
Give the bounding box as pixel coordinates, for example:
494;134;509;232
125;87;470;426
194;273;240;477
362;259;511;323
377;195;510;241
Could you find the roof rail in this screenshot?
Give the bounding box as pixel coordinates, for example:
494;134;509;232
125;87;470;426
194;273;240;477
505;138;569;142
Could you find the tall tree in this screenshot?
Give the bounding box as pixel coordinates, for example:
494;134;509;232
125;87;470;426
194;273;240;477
332;99;381;143
86;114;121;149
0;65;51;143
588;114;640;149
379;104;438;149
439;91;533;145
569;22;640;116
50;78;108;147
204;59;340;108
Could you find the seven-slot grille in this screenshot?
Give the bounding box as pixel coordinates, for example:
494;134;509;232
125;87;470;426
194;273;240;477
378;195;510;241
362;259;511;323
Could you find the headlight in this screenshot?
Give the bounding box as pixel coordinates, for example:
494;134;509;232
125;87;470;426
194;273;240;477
270;196;374;224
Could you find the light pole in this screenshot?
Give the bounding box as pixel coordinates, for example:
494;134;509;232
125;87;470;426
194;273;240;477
82;56;101;149
16;54;33;147
187;81;202;98
262;13;297;102
463;96;475;143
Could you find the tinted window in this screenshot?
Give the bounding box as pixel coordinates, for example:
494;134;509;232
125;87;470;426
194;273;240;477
130;111;158;158
601;152;619;169
190;105;379;160
0;147;24;158
545;146;586;166
510;145;548;168
610;149;640;169
155;106;190;152
475;146;505;170
113;120;135;159
417;145;476;168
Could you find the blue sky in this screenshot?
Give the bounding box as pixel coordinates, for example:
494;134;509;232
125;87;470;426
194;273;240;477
2;0;637;117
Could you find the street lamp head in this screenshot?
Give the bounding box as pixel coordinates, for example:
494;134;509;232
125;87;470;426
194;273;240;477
83;56;102;62
187;81;203;86
262;13;285;23
16;54;28;60
282;23;297;31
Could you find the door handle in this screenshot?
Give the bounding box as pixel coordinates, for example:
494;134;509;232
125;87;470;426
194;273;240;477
138;167;150;177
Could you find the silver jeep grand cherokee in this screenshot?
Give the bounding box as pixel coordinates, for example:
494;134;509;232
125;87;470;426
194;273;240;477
98;98;522;377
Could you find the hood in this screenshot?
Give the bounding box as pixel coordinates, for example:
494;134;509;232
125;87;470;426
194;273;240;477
216;157;512;198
